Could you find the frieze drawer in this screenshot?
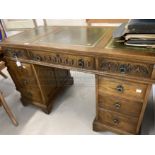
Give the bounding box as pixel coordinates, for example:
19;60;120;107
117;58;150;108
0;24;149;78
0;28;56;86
28;50;95;70
3;47;29;59
98;58;153;78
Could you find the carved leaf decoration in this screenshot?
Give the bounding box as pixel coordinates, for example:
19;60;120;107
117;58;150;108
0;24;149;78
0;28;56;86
28;51;93;69
100;59;152;77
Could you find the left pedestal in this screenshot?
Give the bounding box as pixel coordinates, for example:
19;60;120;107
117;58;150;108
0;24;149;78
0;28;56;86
6;59;73;114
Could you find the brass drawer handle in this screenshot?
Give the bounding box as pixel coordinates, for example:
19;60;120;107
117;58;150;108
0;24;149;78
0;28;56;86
114;103;121;110
78;59;84;68
12;52;18;58
119;65;127;74
113;118;119;125
12;50;23;58
116;85;124;93
33;55;42;61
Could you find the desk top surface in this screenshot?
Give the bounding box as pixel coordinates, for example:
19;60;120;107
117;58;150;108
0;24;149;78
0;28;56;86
1;26;155;62
2;26;106;47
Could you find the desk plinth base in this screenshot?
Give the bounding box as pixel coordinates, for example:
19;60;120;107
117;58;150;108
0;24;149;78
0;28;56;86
93;119;107;132
20;96;54;114
93;119;133;135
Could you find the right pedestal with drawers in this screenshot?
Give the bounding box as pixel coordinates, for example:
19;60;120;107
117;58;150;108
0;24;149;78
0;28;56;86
93;76;152;135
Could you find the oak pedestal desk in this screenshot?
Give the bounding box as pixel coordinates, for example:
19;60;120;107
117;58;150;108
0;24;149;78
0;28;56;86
1;26;155;135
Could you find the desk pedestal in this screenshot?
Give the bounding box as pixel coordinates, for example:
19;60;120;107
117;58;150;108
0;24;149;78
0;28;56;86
6;59;73;114
93;75;152;134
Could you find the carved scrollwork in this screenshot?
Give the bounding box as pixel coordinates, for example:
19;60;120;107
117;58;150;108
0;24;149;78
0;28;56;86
99;59;153;77
4;48;27;58
28;51;94;69
78;59;84;68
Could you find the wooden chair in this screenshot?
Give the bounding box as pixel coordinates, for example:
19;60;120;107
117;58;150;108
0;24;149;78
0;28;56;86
0;91;18;126
0;60;7;79
0;58;18;126
0;22;8;79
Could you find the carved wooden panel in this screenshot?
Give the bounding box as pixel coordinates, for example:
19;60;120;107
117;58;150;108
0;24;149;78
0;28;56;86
28;50;95;70
98;58;153;78
3;47;29;59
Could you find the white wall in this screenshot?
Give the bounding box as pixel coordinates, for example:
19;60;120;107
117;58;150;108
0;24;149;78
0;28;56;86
3;19;87;30
38;19;86;26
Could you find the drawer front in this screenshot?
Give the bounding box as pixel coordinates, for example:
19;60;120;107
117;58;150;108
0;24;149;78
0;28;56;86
98;108;138;134
6;60;38;88
3;47;28;59
98;58;153;78
98;94;142;117
6;61;42;102
98;76;147;101
20;88;42;103
6;60;34;77
17;77;38;89
28;50;95;70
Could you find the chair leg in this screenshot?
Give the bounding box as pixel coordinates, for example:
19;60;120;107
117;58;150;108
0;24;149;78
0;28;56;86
0;92;18;126
0;71;8;79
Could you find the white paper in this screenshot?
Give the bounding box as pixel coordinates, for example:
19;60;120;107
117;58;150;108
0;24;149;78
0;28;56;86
136;89;142;93
16;61;22;67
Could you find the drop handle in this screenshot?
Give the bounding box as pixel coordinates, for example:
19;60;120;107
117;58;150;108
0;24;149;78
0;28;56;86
33;55;42;61
113;118;119;125
13;52;20;58
116;85;124;93
114;103;121;110
119;65;127;73
13;52;18;58
78;59;84;68
13;50;23;58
